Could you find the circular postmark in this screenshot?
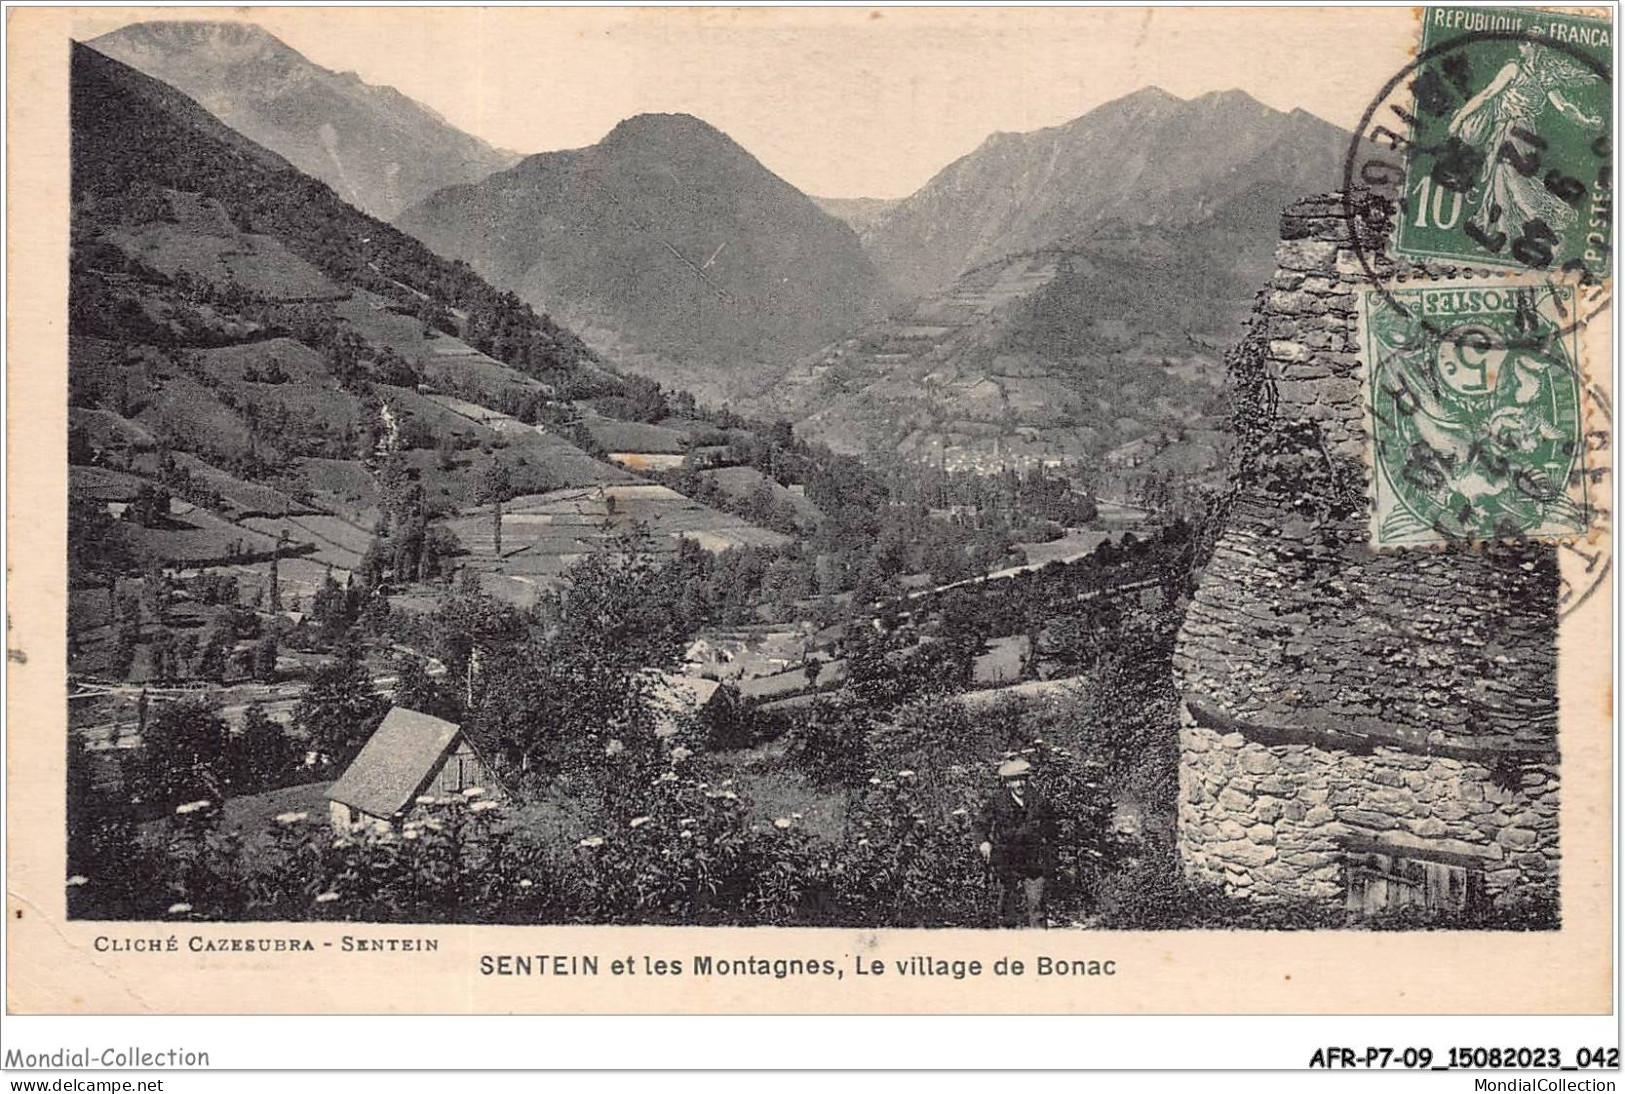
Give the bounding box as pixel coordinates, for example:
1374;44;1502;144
1556;376;1611;620
1343;24;1612;348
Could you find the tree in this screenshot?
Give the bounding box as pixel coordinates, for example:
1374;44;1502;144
224;703;296;793
194;611;235;682
552;531;684;673
700;682;753;751
131;699;229;807
310;568;354;644
148;626;176;682
479;460;513;559
435;432;459;471
129;483;172;527
789;698;871;788
293;643;386;766
252;633;279;682
393;655;455;722
268;531;287;612
140;561;173;625
111;615;140;679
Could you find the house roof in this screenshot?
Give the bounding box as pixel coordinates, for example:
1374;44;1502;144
643;671;723;737
326;707;461;819
646;670;721;713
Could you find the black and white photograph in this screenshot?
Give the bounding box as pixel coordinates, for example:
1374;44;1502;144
6;4;1615;1028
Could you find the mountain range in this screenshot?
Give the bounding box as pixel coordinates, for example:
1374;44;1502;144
90;21;518;220
758;88;1350;479
76;19;1354;488
858;87;1350;300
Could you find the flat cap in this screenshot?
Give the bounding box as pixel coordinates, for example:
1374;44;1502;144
997;757;1032;779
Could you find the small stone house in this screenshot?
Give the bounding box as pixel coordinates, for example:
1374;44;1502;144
326;707;503;830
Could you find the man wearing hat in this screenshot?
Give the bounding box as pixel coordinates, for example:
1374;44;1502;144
974;756;1057;927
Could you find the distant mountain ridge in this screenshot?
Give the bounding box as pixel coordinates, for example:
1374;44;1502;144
90;20;518;220
860;87;1350;299
396;112;891;393
811;196;902;233
757;87;1353;485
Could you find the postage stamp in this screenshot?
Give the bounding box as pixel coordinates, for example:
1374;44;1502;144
1390;6;1612;278
1359;275;1600;547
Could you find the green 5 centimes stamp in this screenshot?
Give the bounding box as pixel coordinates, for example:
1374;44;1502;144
1359;277;1597;547
1392;7;1612;279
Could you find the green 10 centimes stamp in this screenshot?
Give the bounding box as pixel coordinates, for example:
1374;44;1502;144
1359;277;1598;547
1392;6;1612;278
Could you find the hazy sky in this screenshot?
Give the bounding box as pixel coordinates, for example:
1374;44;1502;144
78;7;1418;199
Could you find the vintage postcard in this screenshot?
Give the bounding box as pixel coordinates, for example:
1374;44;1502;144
5;5;1615;1017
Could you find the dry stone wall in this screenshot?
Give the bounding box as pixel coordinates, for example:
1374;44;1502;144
1173;192;1560;910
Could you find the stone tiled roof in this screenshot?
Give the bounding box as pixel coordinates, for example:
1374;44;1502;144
326;707;461;819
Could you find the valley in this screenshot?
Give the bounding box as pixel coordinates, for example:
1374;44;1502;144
64;23;1315;931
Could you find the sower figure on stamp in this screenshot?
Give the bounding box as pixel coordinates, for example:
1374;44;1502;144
974;757;1057;928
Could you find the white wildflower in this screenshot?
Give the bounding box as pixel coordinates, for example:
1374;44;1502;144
897;769;916;779
66;875;88;887
167;903;192;915
670;746;693;763
519;879;534;889
773;817;793;829
951;808;968;817
629;815;653;829
679;830;694;840
470;800;498;813
868;777;882;785
273;811;309;825
657;771;678;782
403;829;421;841
579;835;605;848
605;739;625;757
415;795;437;806
462;787;485;798
315;891;340;904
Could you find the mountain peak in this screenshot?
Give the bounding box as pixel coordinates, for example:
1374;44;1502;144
396;107;888;373
1126;85;1182;104
86;19;516;220
92;20;294;63
864;83;1350;299
1192;88;1272;112
601;112;736;150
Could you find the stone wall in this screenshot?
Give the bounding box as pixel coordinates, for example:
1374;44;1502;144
1173;192;1560;911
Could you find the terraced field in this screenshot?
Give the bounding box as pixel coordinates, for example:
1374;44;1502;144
240;512;374;570
699;466;824;528
448;482;793;604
